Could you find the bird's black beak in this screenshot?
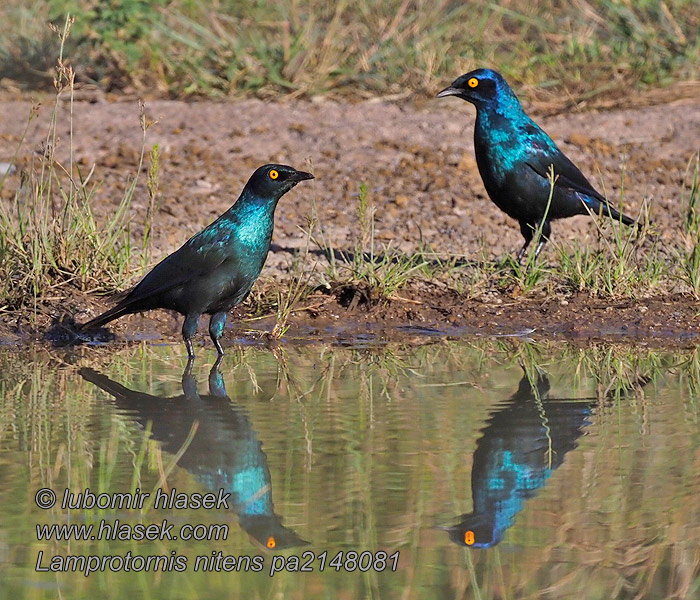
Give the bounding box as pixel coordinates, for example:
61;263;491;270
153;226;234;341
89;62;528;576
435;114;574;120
436;86;463;99
292;170;314;182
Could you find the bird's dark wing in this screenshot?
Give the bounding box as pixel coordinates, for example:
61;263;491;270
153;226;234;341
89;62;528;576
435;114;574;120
120;234;235;308
524;146;636;225
525;149;606;203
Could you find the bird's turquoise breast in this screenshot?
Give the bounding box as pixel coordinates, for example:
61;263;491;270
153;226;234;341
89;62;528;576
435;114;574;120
481;447;552;537
231;205;275;282
475;107;558;188
176;201;275;313
475;113;521;184
197;443;273;517
195;205;274;280
233;203;275;249
196;204;274;254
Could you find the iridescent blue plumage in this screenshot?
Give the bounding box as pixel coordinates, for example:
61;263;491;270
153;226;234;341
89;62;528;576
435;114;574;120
445;372;593;548
79;361;309;550
438;68;637;259
81;164;314;356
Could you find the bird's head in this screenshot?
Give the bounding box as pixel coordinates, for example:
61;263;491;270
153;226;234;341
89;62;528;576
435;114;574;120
442;512;501;549
246;164;314;200
437;68;517;110
240;514;310;551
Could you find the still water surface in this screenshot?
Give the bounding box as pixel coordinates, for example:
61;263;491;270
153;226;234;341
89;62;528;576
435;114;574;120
1;341;699;599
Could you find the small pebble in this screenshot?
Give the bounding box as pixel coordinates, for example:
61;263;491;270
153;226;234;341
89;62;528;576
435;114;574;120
0;162;16;175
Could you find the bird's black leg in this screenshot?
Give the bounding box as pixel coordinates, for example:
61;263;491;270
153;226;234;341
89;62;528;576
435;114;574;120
516;221;534;262
209;312;227;356
516;241;530;262
517;220;551;261
182;313;200;359
533;221;551;259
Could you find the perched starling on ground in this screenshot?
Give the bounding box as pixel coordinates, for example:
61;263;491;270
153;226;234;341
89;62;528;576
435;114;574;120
438;68;637;259
81;164;313;356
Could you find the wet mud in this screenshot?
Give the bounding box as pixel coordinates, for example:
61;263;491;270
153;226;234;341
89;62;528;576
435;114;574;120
0;94;699;348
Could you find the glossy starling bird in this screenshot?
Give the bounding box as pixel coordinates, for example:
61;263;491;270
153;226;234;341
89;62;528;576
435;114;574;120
80;360;309;550
438;68;637;259
81;164;314;357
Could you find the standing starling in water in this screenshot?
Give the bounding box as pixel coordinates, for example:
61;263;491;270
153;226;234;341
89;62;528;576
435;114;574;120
81;164;314;357
438;68;637;259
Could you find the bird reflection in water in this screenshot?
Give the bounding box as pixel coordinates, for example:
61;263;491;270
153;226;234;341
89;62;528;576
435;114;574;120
80;358;308;550
445;370;594;548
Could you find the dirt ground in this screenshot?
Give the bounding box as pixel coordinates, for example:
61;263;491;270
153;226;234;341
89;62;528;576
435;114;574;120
1;92;699;348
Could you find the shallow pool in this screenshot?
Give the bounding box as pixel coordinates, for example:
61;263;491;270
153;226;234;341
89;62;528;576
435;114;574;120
1;340;699;599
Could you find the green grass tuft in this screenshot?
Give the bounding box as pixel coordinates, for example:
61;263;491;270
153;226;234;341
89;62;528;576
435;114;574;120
0;17;153;315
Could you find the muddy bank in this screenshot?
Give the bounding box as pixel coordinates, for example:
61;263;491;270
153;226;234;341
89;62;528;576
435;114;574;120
0;95;699;347
28;284;700;352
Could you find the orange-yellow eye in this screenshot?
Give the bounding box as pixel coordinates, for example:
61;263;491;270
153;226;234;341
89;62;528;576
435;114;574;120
464;530;475;545
468;77;479;88
267;536;276;549
269;169;279;180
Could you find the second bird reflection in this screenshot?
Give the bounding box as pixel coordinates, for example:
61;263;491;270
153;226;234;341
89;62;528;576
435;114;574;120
80;359;308;550
445;370;594;548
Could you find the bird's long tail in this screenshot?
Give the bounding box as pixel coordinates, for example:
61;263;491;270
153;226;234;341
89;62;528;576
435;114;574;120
602;203;637;227
583;194;638;227
79;303;131;331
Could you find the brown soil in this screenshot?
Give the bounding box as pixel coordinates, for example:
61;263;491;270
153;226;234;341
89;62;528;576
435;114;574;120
1;93;699;348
